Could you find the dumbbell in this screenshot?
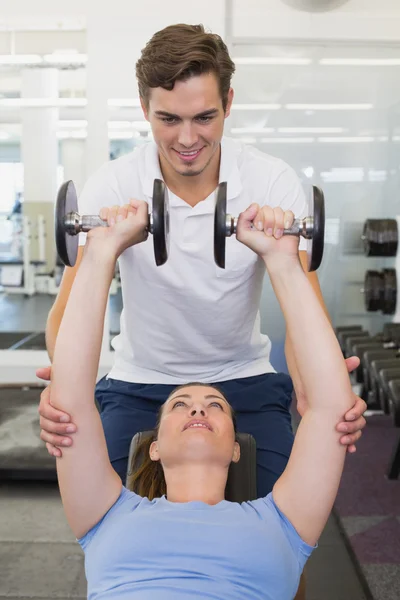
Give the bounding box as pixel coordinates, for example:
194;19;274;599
362;269;397;315
214;183;325;272
55;179;170;267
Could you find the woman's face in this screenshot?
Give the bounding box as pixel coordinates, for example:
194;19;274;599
150;385;240;469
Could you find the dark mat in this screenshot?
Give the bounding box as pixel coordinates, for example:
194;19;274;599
18;332;46;350
0;332;34;350
0;386;56;478
335;415;400;600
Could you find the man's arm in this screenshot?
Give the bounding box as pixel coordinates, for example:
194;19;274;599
45;246;85;361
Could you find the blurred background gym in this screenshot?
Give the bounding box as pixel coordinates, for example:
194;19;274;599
0;1;399;599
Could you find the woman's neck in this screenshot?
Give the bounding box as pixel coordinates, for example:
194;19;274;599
163;464;228;505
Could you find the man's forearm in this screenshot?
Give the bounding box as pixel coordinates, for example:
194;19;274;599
51;242;116;410
266;257;353;416
45;307;63;363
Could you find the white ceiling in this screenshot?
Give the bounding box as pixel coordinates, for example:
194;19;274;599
1;26;400;180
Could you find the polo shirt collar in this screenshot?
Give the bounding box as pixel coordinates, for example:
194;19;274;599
142;136;243;202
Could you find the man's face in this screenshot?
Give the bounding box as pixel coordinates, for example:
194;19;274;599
141;72;233;179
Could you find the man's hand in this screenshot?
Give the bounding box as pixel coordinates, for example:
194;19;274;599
297;355;367;453
36;366;76;458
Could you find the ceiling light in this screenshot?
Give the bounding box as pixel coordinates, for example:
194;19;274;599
58;120;88;128
278;127;345;134
0;54;43;65
368;170;387;182
44;53;87;65
108;132;135;140
318;136;374;143
231;127;275;134
0;98;87;107
261;137;315;143
238;137;257;144
321;168;364;183
302;166;314;178
320;58;400;66
285;103;373;110
231;104;281;110
233;57;312;65
108;121;134;129
57;130;87;139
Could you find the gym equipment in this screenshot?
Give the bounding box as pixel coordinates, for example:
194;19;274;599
0;384;57;481
362;348;399;407
362;218;398;257
55;179;170;267
388;380;400;428
377;365;400;414
214;183;325;272
382;323;400;343
369;357;400;411
337;329;369;354
363;269;397;315
127;430;257;503
0;215;47;296
352;341;384;383
344;333;383;359
335;325;363;333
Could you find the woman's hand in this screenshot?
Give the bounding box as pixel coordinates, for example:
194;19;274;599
86;199;149;258
236;203;299;266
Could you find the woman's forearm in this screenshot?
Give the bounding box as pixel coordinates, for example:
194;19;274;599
266;257;353;416
51;241;117;410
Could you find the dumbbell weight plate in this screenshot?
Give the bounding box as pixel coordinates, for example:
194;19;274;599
214;182;228;269
152;179;170;267
364;270;383;311
214;183;325;272
55;178;170;268
55;180;79;267
382;268;397;315
308;186;325;272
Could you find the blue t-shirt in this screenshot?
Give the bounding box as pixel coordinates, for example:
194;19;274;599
77;487;316;599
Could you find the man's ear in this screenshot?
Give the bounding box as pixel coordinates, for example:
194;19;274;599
224;87;234;118
149;440;160;461
140;97;149;121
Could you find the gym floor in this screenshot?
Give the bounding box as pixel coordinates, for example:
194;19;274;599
0;292;370;600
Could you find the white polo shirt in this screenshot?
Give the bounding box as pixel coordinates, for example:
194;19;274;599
78;136;307;384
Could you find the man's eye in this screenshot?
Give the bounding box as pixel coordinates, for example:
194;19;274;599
197;116;211;123
162;117;177;124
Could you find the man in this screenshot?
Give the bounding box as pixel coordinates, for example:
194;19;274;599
39;21;365;527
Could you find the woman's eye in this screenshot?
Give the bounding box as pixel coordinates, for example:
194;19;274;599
210;402;223;409
173;401;185;408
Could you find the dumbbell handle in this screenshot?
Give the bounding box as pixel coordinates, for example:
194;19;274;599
226;215;314;239
64;211;154;235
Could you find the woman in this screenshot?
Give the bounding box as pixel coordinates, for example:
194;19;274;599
49;198;355;600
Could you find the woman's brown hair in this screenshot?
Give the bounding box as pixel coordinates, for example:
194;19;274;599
126;382;237;500
136;23;236;111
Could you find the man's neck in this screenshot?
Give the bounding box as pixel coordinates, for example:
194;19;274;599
159;148;220;207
